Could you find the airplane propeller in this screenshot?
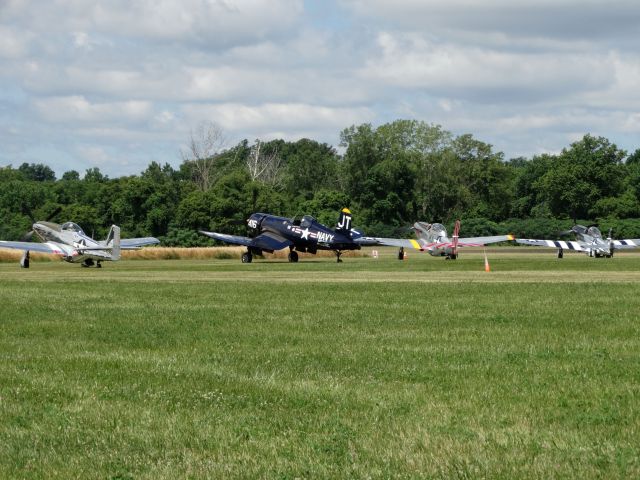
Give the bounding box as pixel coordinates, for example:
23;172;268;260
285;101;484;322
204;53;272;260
451;219;460;258
20;205;63;241
228;219;247;226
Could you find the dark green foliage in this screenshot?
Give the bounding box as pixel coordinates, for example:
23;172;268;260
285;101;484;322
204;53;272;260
17;162;56;182
0;126;638;244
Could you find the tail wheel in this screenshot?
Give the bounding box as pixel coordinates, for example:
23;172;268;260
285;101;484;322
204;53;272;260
288;251;299;263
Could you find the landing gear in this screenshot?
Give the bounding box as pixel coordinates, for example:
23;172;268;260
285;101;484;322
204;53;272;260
446;253;458;260
397;247;404;261
557;248;563;259
288;250;299;263
335;251;343;263
96;261;102;268
241;251;253;263
20;250;30;268
82;259;95;268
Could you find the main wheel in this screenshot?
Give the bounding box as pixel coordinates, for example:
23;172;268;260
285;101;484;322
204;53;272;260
397;247;404;261
288;251;299;263
241;252;252;263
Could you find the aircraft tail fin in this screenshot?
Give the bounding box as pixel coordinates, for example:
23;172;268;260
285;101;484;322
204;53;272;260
336;208;353;234
106;225;121;261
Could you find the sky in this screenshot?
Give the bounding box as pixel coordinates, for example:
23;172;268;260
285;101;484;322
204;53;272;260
1;0;639;178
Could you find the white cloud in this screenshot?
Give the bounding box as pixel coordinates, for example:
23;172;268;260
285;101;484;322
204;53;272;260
182;102;374;140
361;32;613;102
0;26;31;58
342;0;640;44
1;0;639;176
32;96;153;125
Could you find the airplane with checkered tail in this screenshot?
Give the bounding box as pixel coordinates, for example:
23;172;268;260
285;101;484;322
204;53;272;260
200;208;371;263
365;220;515;260
516;224;640;258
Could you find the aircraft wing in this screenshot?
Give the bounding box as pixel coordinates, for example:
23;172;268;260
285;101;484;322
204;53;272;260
457;234;515;247
516;239;588;251
250;232;293;251
358;237;425;250
199;231;292;252
120;237;160;250
0;240;67;255
200;231;254;247
612;239;640;249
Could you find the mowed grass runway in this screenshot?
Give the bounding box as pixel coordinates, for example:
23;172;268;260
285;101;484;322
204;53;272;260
1;250;639;478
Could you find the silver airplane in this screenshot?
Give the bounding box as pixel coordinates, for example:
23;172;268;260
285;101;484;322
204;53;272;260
368;220;515;259
0;221;160;268
516;224;640;258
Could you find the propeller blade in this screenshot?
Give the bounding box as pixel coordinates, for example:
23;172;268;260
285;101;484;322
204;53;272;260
45;206;63;222
452;219;460;256
557;230;574;237
21;230;35;242
228;219;247;225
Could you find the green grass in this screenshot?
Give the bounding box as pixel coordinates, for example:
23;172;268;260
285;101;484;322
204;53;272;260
1;251;639;478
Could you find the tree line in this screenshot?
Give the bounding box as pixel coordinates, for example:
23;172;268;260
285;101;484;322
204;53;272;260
2;120;640;245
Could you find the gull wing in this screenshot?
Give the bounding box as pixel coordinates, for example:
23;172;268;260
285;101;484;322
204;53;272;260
200;231;253;247
0;240;67;255
200;231;292;252
119;237;160;250
516;239;587;251
250;232;293;252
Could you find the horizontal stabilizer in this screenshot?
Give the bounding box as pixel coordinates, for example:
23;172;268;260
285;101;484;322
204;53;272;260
120;237;160;249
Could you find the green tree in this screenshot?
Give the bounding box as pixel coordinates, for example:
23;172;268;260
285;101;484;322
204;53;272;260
18;163;56;182
539;135;626;220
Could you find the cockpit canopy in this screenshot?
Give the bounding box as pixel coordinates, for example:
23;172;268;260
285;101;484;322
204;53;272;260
300;215;315;228
61;222;84;234
586;226;602;238
430;223;445;233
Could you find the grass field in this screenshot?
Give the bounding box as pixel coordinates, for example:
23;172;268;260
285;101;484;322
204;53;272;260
1;249;639;478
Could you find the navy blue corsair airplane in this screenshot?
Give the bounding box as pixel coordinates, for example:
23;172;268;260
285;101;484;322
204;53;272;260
200;208;374;263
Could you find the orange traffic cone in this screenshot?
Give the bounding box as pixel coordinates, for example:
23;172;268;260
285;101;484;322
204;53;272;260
484;249;491;272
